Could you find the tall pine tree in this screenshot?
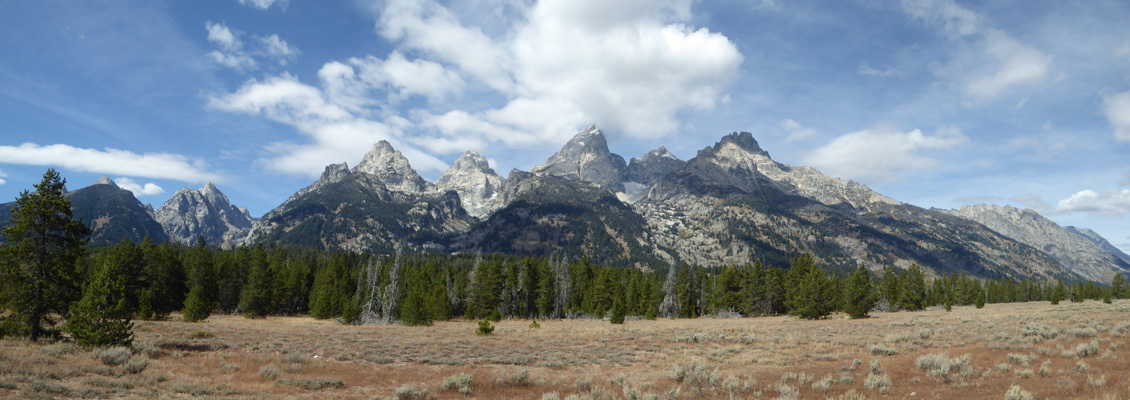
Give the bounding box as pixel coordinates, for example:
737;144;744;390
843;265;877;319
182;236;217;322
66;258;133;347
0;169;90;340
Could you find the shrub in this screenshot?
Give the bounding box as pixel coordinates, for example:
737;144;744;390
914;352;971;381
279;378;346;390
1087;374;1106;388
442;372;473;395
259;364;281;380
123;356;149;374
863;373;891;393
395;384;428;400
476;320;494;336
1075;340;1099;357
99;346;133;366
529;320;540;329
503;369;530;387
41;342;81;357
187;331;214;339
837;389;867;400
1015;369;1033;378
1076;360;1089;373
869;343;899;356
1004;384;1033;400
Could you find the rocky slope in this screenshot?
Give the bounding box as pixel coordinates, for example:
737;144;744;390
0;177;169;246
946;204;1130;282
433;151;504;218
530;125;628;192
155;182;253;248
243;147;473;253
635;133;1073;280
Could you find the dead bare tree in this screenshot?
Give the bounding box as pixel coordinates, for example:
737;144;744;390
659;264;679;318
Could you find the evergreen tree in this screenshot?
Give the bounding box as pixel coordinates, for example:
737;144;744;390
1112;274;1128;299
1102;288;1112;304
786;254;835;320
309;255;348;319
239;245;273;318
609;295;626;324
0;169;90;340
182;237;217;322
66;258;133;347
842;265;877;319
899;264;928;311
879;266;901;311
1050;280;1066;305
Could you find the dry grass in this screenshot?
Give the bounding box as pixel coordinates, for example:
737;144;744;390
1;300;1128;398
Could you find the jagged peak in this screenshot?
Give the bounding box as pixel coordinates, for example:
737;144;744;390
451;151;493;172
716;132;768;155
93;176;116;187
201;182;219;193
638;145;680;162
320;162;351;183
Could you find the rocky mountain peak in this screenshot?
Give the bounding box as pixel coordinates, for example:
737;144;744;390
626;145;685;191
435;151;505;218
530;125;627;192
716;132;769;157
93;176;118;188
353;140;429;193
947;204;1130;282
319;163;351;184
155;183;252;247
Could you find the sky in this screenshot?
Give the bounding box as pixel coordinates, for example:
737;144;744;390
1;0;1128;253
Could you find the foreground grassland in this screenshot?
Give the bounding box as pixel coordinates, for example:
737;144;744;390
1;300;1128;399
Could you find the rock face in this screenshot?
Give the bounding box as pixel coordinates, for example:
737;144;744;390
155;182;253;248
454;170;664;267
946;204;1130;282
635;134;1072;280
530;125;628;192
433;151;504;218
243;144;473;253
0;177;169;246
626;145;685;186
1066;226;1130;266
353;141;431;194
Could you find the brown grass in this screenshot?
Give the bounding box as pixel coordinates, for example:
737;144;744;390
1;300;1129;399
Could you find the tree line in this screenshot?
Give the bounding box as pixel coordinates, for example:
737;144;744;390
2;170;1128;347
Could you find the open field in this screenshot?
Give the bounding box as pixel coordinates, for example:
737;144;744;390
1;301;1128;399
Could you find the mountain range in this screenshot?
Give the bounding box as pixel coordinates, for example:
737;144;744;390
2;126;1127;283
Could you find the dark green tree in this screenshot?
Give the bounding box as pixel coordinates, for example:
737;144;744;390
786;254;835;320
842;265;877;319
1112;274;1127;299
239;245;273;318
0;169;90;340
1050;280;1066;305
182;237;217;322
974;287;986;309
899;265;928;311
609;296;626;324
66;258;133;347
879;266;901;311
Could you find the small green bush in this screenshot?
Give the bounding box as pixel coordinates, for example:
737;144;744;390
529;320;540;329
1004;384;1033;400
41;342;81;357
395;383;428;400
187;331;215;339
476;320;494;336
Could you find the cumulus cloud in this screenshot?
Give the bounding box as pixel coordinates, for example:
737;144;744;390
209;74;447;176
205;22;298;71
376;0;742;142
237;0;287;10
0;143;220;182
1054;189;1130;218
802;125;968;183
211;0;742;177
1102;90;1130;143
780;118;817;144
901;0;1052;103
115;177;165;196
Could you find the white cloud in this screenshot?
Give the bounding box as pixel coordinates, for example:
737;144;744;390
211;0;742;177
205;22;298;71
0;143;220;182
1102;90;1130;142
260;34;299;65
858;64;902;77
780;118;817;144
237;0;287;10
208;74;447;176
901;0;1052;103
377;0;742;141
0;168;6;185
115;177;165;196
802;125;968;183
1054;189;1130;218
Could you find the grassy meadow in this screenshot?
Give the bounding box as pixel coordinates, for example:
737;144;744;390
1;300;1128;399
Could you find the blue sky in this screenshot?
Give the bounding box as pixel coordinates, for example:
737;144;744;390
1;0;1129;252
